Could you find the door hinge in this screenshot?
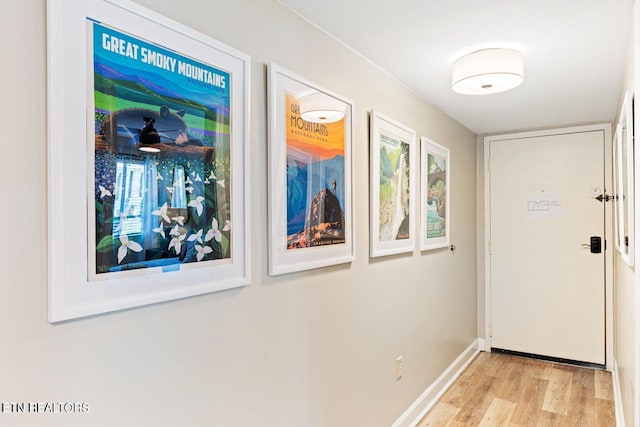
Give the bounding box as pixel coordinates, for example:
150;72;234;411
489;323;493;338
488;240;492;255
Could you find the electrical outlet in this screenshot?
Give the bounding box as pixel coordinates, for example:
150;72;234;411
396;356;403;381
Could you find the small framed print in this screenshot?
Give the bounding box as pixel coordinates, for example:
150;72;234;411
612;126;621;251
267;64;354;275
47;0;251;321
369;111;417;257
614;91;634;266
420;137;450;251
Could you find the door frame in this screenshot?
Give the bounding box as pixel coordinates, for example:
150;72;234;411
482;123;613;370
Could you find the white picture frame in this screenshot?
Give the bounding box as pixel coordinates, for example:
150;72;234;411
267;64;354;275
612;126;621;251
615;91;634;266
420;137;451;251
47;0;251;322
369;111;417;257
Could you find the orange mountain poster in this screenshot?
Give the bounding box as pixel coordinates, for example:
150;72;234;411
285;93;346;249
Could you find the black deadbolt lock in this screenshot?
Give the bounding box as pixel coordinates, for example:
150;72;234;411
590;236;602;254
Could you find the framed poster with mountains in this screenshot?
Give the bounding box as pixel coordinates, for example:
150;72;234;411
369;111;417;257
267;64;354;275
47;0;251;322
420;137;450;251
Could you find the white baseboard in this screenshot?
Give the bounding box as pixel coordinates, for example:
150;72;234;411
391;339;482;427
612;359;626;427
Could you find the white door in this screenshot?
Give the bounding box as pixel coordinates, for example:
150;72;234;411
487;127;606;365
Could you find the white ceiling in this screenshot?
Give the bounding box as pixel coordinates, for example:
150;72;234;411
280;0;634;135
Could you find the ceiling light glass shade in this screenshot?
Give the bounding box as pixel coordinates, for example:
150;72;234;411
452;48;524;95
299;92;345;123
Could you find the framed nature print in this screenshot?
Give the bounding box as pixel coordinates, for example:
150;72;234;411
47;0;251;322
369;111;416;257
267;64;354;275
612;126;621;251
420;137;450;251
615;91;634;266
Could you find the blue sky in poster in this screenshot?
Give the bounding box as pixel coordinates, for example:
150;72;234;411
92;20;230;111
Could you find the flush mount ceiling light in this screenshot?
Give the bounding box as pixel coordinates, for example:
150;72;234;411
139;145;161;153
452;48;524;95
299;92;345;123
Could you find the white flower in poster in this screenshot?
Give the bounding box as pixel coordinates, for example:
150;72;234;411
186;185;194;194
171;216;185;226
187;228;204;245
99;185;112;199
188;196;205;216
166;186;174;194
169;224;181;237
117;233;143;264
156;172;163;181
208;171;216;180
152;224;165;238
168;233;186;254
195;174;202;182
205;217;222;243
186;176;193;185
222;220;231;232
152;202;170;223
195;244;212;262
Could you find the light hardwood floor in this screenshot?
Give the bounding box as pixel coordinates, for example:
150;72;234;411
417;352;615;426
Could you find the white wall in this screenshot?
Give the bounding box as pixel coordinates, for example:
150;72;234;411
634;6;640;425
614;5;638;426
0;1;477;426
